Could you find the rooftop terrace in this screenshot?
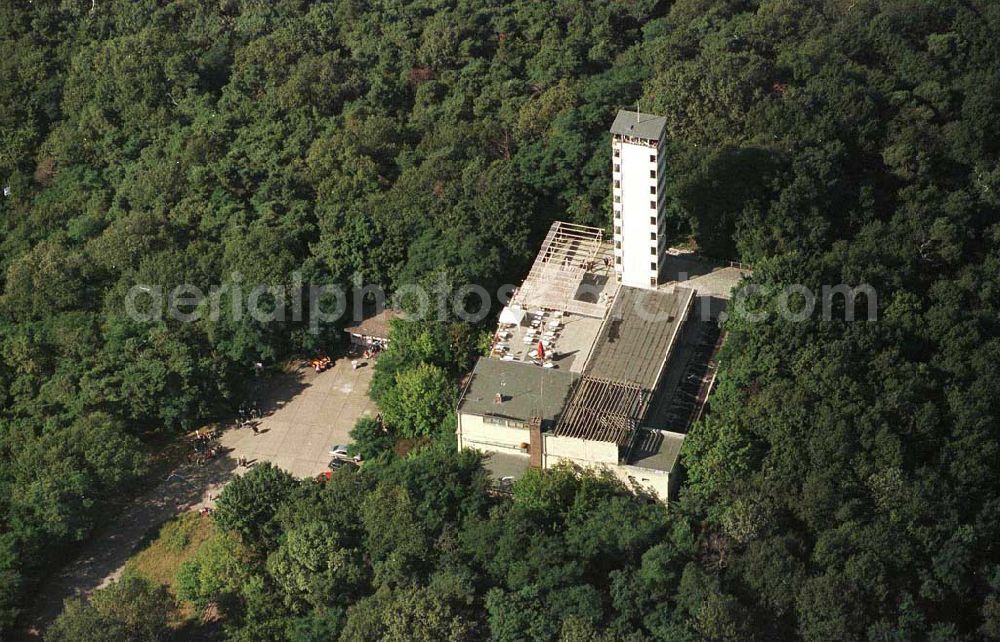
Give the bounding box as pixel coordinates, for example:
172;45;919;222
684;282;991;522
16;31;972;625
657;250;750;301
488;308;603;373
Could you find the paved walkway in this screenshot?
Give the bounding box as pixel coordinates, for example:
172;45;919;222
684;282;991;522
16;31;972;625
18;357;376;640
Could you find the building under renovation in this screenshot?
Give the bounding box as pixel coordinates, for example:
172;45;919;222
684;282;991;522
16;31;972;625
455;110;749;502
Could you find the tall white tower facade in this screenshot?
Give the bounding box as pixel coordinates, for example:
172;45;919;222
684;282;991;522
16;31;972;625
610;110;668;289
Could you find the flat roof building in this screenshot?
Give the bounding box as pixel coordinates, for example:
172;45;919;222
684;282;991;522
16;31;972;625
460;284;698;502
457;359;579;428
458;109;748;503
457;359;579;475
585;286;695;388
552;286;695;447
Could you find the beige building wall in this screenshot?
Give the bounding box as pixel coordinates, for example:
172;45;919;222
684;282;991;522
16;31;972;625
619;464;672;502
457;412;529;456
458;413;676;502
542;434;619;466
539;454;673;503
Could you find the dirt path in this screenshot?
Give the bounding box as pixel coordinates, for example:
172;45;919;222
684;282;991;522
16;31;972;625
17;359;377;640
18;456;235;640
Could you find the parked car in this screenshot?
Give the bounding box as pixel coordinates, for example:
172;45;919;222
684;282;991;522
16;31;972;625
329;444;349;458
328;458;358;471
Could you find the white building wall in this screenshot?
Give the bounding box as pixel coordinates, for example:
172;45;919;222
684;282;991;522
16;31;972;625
457;413;529;456
458;413;676;502
613;137;662;289
619;465;672;502
542;434;619;466
541;453;673;503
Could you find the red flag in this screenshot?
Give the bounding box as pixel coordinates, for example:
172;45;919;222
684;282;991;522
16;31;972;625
537;341;545;360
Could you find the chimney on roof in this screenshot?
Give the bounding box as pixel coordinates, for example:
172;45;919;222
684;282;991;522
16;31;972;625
494;392;503;404
528;416;542;467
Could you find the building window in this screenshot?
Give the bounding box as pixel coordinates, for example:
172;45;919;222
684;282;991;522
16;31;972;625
649;185;656;195
649;170;656;179
614;164;620;172
614;180;620;188
650;277;657;286
650;216;656;225
614;226;621;235
614;195;620;203
650;262;657;270
615;256;621;264
483;416;526;429
650;200;656;210
614;149;620;158
649;154;656;163
615;241;621;249
650;247;656;255
650;232;656;241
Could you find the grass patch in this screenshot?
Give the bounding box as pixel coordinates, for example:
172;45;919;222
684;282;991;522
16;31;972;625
124;511;219;633
124;512;215;594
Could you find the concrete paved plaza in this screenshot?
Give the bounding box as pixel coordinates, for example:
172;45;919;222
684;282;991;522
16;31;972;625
219;357;377;478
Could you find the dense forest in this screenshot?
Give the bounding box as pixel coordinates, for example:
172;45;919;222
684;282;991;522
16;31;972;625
2;0;999;640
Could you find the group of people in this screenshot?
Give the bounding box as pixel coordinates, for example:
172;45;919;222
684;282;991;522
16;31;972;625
238;402;263;435
560;257;598;271
361;340;385;360
314;341;389;373
238;402;261;422
190;431;221;465
349;340;386;370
